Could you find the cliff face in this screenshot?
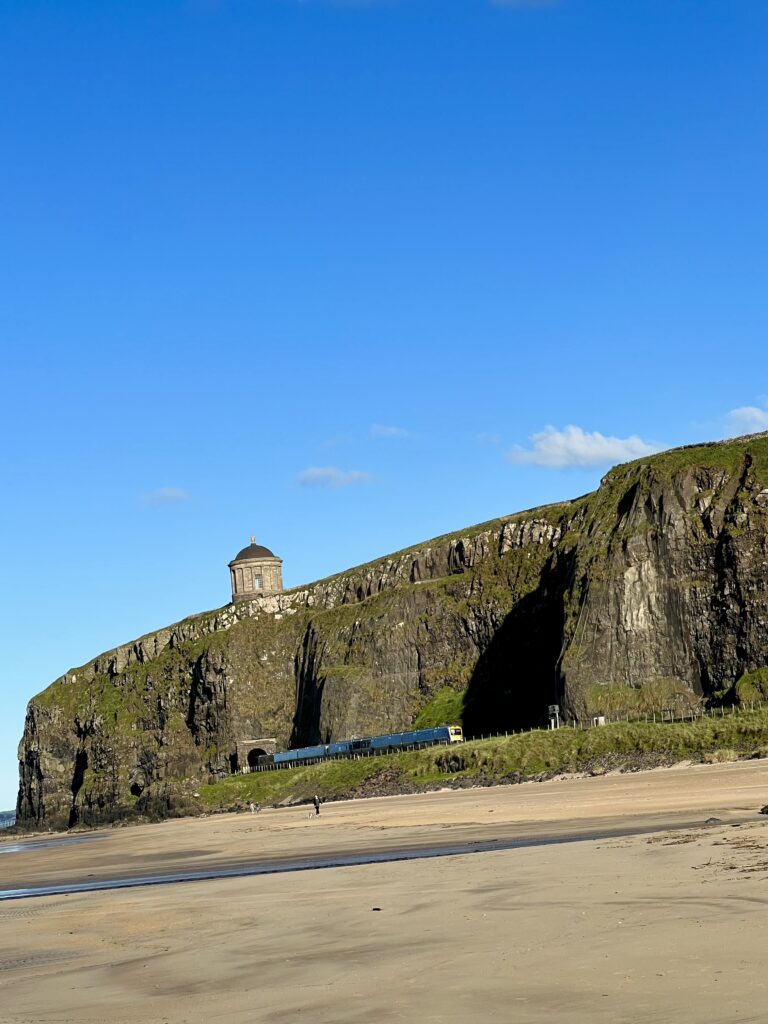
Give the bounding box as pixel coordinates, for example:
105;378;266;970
557;443;768;714
17;434;768;830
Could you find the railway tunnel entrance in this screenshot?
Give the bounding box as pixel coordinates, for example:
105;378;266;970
235;737;277;773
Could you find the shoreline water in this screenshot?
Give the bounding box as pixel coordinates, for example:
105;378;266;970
3;759;766;889
2;813;742;901
1;759;768;1023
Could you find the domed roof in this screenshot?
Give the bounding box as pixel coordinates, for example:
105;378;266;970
231;539;278;563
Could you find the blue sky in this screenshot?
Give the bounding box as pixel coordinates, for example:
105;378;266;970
1;0;767;809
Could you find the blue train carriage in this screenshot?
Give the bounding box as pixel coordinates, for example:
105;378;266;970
369;724;463;751
327;737;373;756
273;744;327;765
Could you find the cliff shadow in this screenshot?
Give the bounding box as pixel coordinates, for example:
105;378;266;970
462;550;574;736
290;623;326;747
67;750;88;828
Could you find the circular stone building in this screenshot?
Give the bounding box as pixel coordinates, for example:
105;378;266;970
229;537;283;602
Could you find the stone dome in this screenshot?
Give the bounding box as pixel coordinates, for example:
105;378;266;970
231;542;276;564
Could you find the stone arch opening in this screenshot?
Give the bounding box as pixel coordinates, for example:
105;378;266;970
247;747;268;768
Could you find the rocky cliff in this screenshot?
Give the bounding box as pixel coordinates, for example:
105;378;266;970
17;433;768;829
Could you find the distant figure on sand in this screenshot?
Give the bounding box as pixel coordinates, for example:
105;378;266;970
313;795;321;816
248;801;255;814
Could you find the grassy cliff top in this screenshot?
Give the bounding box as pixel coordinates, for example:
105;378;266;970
68;498;582;674
64;431;768;681
603;431;768;485
300;496;579;586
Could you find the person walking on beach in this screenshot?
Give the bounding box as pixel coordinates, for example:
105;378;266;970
313;794;321;816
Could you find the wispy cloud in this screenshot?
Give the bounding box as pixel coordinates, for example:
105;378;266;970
475;431;502;445
139;487;191;506
297;466;371;488
725;405;768;434
507;425;659;469
370;423;409;439
321;432;354;449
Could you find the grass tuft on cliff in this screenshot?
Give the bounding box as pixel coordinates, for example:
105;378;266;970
413;687;465;728
734;668;768;704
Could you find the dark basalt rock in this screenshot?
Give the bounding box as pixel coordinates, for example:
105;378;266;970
16;432;768;830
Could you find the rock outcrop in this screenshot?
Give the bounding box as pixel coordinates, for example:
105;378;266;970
17;433;768;829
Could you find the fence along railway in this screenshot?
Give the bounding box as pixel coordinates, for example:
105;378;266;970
240;701;768;776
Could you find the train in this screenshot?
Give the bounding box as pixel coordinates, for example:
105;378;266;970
251;724;464;771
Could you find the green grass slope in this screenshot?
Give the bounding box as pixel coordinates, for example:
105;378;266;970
198;708;768;814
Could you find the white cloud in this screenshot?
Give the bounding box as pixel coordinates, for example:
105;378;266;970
725;405;768;434
139;487;190;506
507;425;659;469
370;424;409;439
297;466;371;488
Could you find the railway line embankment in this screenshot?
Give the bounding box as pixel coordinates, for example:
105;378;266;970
198;708;768;815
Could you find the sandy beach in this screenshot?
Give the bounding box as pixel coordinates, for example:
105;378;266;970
2;760;768;1023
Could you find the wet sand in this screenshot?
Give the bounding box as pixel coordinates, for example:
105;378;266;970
1;759;767;1022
